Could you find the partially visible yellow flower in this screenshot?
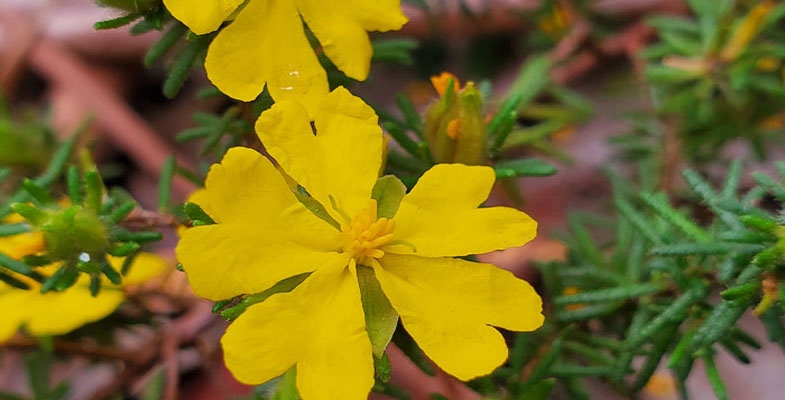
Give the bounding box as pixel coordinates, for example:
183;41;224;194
177;87;544;399
163;0;408;114
0;228;167;342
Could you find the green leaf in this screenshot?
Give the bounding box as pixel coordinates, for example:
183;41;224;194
503;54;551;108
641;192;711;242
22;179;55;207
553;283;662;305
493;158;557;178
395;93;423;137
0;223;29;237
372;38;418;66
94;13;141;30
645;65;704;83
651;242;764;256
112;228;163;243
158;156;176;211
689;299;752;352
145;23;189;67
0;271;30;290
383;121;421;160
142;368;166;400
550;365;613;377
163;37;207;98
516;330;567;393
518;378;555;400
625;287;704;350
84;171;104;214
702;352;728;400
0;252;32;275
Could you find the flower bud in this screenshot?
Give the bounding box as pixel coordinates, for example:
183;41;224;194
40;206;109;260
423;73;488;164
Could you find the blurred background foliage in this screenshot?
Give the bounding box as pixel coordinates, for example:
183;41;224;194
2;0;785;399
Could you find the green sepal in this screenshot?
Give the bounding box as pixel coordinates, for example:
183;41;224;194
101;261;122;285
22;179;55;207
89;274;101;296
270;368;299;400
11;203;47;225
41;263;78;293
109;241;140;257
357;265;399;357
371;175;407;219
0;270;31;290
220;273;311;321
182;202;215;225
0;252;32;275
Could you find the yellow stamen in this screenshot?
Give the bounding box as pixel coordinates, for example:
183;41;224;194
341;200;396;265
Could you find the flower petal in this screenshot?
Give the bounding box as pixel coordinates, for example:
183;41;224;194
204;0;328;111
387;164;537;257
23;287;125;336
256;87;382;220
116;253;168;286
163;0;244;35
0;289;29;341
176;147;345;300
222;265;374;400
0;284;124;340
373;254;544;380
296;0;407;80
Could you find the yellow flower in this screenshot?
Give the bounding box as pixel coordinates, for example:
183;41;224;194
177;87;544;399
0;229;167;341
162;0;408;114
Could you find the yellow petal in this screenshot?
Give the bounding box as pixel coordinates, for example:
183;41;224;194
296;0;407;80
25;287;125;336
163;0;244;35
0;283;124;339
0;289;28;341
115;253;168;286
222;265;374;400
0;230;45;260
256;87;382;220
373;254;544;380
205;0;328;112
176;147;345;300
387;164;537;257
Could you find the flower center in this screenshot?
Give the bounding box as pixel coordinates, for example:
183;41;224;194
341;200;395;265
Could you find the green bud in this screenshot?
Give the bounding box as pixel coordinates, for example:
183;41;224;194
422;79;488;164
40;206;109;260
